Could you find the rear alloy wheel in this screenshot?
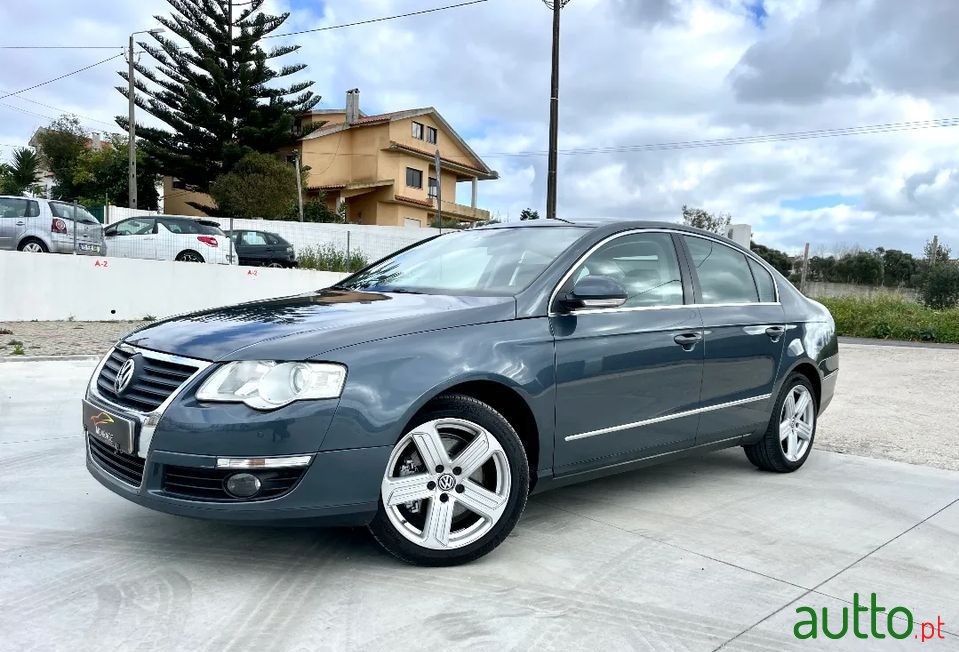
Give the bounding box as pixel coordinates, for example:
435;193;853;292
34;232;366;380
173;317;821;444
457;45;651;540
19;238;48;253
743;373;817;472
369;394;529;566
175;250;204;263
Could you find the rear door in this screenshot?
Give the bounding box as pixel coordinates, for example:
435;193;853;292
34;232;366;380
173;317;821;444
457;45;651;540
678;234;787;444
238;230;271;265
551;231;705;475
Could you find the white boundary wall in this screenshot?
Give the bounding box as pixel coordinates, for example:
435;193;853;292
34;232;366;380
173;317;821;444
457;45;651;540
0;251;347;322
206;218;441;261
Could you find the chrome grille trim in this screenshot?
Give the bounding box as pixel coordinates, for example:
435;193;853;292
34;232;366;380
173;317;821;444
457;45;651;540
87;343;213;459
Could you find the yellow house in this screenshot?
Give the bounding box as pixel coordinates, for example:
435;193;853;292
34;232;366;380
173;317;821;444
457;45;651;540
165;90;498;227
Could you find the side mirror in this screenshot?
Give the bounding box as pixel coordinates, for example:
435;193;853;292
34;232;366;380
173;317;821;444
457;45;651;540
559;275;628;312
103;228;116;237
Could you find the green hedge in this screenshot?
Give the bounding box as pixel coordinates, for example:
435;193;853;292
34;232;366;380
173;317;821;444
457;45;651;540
815;295;959;344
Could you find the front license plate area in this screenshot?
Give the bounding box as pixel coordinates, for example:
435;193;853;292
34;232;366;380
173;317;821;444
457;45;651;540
83;400;136;454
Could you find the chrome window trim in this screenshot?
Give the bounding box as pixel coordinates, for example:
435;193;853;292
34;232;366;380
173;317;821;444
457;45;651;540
547;228;781;317
564;393;772;442
86;343;213;460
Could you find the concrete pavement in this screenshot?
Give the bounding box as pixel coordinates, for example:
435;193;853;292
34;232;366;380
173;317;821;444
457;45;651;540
0;355;956;651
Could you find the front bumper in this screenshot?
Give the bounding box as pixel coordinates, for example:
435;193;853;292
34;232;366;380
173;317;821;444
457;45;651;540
83;345;391;526
86;436;390;526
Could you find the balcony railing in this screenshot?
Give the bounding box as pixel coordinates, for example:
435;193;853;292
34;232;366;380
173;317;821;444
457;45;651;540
429;198;490;222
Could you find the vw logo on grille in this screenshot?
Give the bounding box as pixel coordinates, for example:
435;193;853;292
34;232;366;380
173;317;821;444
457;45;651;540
114;358;137;395
437;473;456;492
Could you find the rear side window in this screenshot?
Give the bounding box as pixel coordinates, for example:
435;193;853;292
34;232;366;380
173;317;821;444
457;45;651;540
160;219;224;235
748;258;777;302
683;236;759;304
567;232;685;307
264;232;285;246
0;197;39;218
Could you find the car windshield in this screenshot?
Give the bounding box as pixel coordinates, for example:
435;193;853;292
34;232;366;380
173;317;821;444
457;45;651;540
338;226;587;295
49;202;99;224
160;218;225;235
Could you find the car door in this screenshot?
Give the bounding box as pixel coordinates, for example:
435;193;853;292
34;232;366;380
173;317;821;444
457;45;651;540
104;218;157;259
678;234;787;445
551;231;705;474
0;197;40;250
238;230;271;265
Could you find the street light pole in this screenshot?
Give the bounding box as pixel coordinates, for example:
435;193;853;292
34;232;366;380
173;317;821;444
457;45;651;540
544;0;570;221
127;27;164;210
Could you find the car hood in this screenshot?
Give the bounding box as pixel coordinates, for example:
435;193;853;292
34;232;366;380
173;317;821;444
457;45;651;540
123;289;517;361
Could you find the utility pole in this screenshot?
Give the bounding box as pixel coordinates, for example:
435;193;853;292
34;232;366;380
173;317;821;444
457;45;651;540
544;0;571;220
127;27;164;210
127;34;137;210
800;242;810;294
930;235;939;265
294;151;304;222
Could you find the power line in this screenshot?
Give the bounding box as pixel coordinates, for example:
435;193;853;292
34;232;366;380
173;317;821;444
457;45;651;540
0;1;491;50
264;0;490;39
0;93;118;128
0;53;123;101
483;117;959;158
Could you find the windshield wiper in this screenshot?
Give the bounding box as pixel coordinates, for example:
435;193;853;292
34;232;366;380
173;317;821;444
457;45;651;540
385;287;425;294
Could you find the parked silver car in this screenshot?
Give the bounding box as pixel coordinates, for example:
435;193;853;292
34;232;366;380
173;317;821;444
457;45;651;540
0;195;105;255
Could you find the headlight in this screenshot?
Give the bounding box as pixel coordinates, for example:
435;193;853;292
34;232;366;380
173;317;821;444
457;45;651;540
196;361;346;410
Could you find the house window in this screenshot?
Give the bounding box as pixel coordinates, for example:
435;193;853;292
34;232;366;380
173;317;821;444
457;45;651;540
412;122;424;140
406;167;423;189
426;126;438;145
428;177;438;199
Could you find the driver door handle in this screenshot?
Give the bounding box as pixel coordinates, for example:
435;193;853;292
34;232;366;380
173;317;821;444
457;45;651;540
765;326;786;341
673;332;702;350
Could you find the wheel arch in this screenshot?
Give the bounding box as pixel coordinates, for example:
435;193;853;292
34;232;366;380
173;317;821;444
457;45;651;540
18;235;49;251
781;359;822;409
404;376;543;490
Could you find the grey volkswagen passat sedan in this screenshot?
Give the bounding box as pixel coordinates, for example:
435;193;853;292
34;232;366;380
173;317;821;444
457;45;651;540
83;221;838;566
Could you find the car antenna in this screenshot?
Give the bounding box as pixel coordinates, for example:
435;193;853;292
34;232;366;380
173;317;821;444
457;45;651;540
551;216;575;224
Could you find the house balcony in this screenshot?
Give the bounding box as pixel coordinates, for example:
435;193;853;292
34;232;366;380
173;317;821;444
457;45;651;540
428;198;490;223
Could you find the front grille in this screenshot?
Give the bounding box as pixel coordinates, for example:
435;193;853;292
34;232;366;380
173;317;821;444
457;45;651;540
88;435;145;486
161;465;306;502
96;347;198;412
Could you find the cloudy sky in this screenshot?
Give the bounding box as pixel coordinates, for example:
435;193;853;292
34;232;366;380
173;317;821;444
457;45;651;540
2;0;958;255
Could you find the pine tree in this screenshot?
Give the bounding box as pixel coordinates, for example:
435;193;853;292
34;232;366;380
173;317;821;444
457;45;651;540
117;0;320;193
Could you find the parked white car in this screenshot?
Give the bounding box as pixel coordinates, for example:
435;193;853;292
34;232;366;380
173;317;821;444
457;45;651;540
0;195;105;255
103;215;236;264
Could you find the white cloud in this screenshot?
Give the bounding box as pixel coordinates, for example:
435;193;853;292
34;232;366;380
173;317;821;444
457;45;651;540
2;0;959;255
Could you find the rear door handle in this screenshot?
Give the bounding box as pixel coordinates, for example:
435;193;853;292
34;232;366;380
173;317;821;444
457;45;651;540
765;326;786;341
673;332;702;350
15;221;25;226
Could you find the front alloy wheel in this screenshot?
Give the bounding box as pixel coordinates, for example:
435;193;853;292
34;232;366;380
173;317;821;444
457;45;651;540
369;395;529;565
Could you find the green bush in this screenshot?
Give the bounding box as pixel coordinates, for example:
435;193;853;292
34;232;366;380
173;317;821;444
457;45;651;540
297;243;368;273
816;295;959;344
918;263;959;310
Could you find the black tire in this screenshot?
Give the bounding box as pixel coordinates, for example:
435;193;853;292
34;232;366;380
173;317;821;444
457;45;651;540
18;237;48;253
743;373;818;473
369;394;530;566
175;250;204;263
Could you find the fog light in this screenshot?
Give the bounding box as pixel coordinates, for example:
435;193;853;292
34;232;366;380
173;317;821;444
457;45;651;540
225;472;261;498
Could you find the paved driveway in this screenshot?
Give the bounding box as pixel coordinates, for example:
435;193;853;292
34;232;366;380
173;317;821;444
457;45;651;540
1;353;956;651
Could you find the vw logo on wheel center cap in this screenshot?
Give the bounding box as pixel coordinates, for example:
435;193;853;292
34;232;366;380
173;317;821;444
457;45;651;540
114;357;137;395
437;473;456;491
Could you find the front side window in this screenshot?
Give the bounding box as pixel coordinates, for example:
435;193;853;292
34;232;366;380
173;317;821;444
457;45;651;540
406;167;423;189
748;258;777;302
426;126;438;144
339;227;586;295
412;122;424;140
683;236;759;304
113;218;155;236
240;231;268;246
564;232;685;308
0;197;38;218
